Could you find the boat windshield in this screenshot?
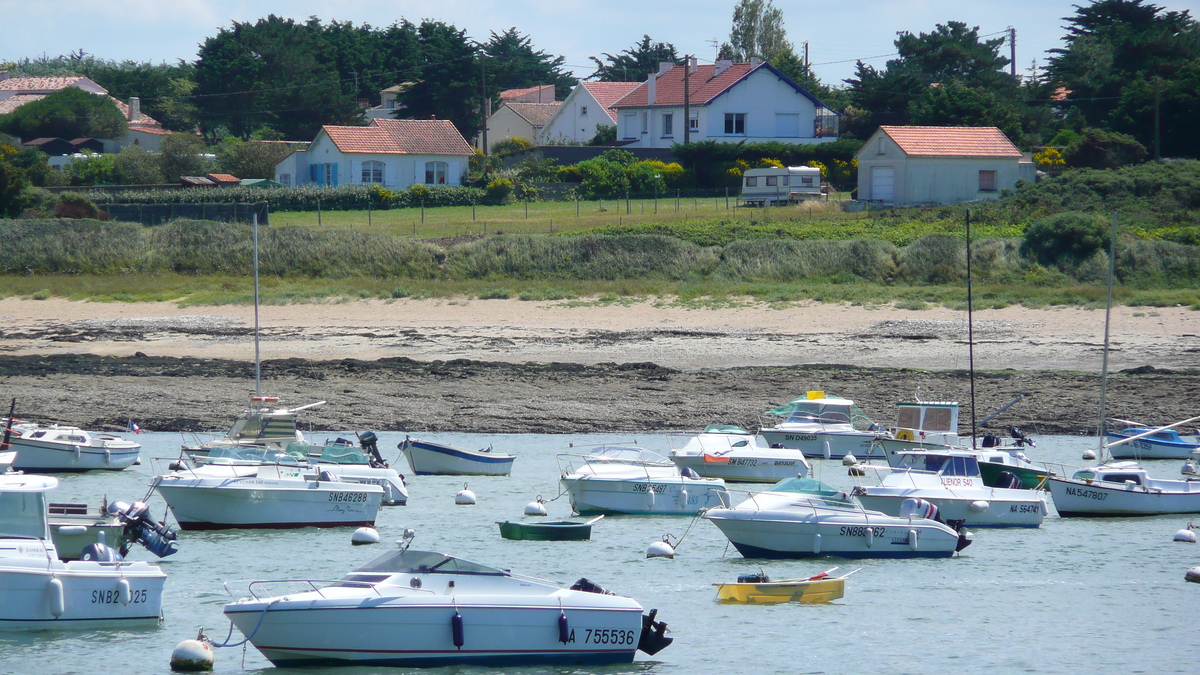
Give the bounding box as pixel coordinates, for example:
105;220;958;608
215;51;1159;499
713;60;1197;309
703;424;751;435
207;445;300;464
317;442;370;465
351;549;509;576
584;446;671;465
0;491;49;540
896;454;980;476
769;477;846;498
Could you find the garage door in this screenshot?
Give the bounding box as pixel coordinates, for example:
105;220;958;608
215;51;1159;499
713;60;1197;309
872;166;894;201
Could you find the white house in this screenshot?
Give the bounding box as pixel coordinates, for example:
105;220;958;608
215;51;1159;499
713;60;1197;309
855;126;1036;205
479;102;560;153
275;118;475;188
363;83;414;121
539;81;640;145
610;58;838;149
0;74;169;151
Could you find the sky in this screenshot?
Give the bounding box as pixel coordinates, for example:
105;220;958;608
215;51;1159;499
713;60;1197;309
3;0;1198;86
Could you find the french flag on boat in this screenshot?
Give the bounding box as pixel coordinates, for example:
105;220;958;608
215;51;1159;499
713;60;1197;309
128;420;142;434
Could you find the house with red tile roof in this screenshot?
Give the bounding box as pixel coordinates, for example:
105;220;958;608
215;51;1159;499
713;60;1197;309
855;126;1035;205
274;118;474;188
479;101;562;153
609;58;838;149
539;81;641;145
0;73;170;151
499;85;556;103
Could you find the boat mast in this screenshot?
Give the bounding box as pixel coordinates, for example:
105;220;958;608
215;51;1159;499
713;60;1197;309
1096;214;1117;458
966;210;977;448
253;213;261;401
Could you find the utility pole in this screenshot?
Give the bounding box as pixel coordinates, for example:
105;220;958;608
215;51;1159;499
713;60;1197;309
803;41;810;88
479;48;488;157
683;54;691;145
1009;26;1017;78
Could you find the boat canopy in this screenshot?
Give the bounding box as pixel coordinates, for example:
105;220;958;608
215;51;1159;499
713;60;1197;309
582;446;672;465
766;477;853;505
209;445;300;464
896;402;958;433
227;410;299;442
351;549;509;576
702;424;752;435
768;399;876;430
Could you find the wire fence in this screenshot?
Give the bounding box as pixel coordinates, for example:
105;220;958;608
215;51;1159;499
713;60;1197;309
104;202;269;226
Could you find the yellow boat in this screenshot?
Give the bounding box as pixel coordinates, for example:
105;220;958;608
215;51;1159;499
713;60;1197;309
713;568;858;604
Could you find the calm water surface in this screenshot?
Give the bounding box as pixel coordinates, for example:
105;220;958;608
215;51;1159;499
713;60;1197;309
3;431;1198;675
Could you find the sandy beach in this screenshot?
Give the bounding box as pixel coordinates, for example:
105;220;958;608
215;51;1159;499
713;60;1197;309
0;297;1197;434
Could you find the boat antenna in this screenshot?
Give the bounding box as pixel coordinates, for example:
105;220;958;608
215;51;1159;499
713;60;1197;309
1096;213;1117;459
253;213;261;401
966;209;977;448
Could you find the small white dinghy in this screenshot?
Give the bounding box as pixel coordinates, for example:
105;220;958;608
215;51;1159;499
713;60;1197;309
399;436;515;476
0;474;166;630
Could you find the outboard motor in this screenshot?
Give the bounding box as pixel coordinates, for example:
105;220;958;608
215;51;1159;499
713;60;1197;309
569;578;615;595
359;430;387;468
637;609;673;656
994;471;1022;490
946;519;973;552
737;572;770;584
1010;427;1035;448
109;500;179;558
900;498;940;522
80;531;123;562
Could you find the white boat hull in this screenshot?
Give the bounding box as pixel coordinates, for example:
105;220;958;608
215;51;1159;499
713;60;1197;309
401;438;515;476
226;598;642;667
854;490;1046;528
704;507;963;558
154;474;382;530
757;430;882;459
0;557;164;630
1047;476;1200;516
10;440;139;472
670;453;807;482
315;464;408;506
1106;433;1200;460
562;476;729;515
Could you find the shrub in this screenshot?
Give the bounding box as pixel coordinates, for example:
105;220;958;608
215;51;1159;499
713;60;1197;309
54;192;107;220
486;177;514;204
490;137;533;156
1020;212;1109;267
1065;128;1148;169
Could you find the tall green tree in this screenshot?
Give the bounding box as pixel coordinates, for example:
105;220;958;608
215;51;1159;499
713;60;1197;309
113;145;165;184
396;21;482;140
720;0;790;61
484;28;577;100
193;15;361;140
588;35;681;82
0;87;127;140
1046;0;1200;158
159;133;213;181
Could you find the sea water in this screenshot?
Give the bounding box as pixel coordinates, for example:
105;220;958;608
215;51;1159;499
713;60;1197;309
3;431;1197;675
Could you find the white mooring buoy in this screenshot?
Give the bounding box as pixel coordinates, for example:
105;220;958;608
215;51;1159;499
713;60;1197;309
646;539;675;559
1173;528;1197;543
455;484;476;505
524;499;548;516
352;527;380;545
170;634;214;671
1186;567;1200;584
1082;449;1097;461
842;453;858;466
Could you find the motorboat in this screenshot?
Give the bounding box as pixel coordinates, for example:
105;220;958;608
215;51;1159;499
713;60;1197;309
668;425;810;483
713;567;858;604
703;478;972;558
152;461;384;530
852;450;1047;527
1047;461;1200;516
49;500;179;561
5;422;139;472
0;473;166;629
871;401;963;457
182;396;325;459
973;431;1054;489
558;445;729;515
1107;419;1200;460
221;536;673;667
399;436;515;476
497;516;603;541
758;392;886;460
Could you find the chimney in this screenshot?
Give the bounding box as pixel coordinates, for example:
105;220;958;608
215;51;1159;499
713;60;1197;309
750;56;762;67
714;59;733;76
646;73;656;105
128;97;141;122
689;56;698;74
658;61;674;75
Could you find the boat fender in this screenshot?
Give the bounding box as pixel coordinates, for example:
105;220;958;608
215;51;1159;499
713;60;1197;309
57;525;88;535
822;440;831;460
908;529;919;551
864;526;874;548
118;578;132;605
558;612;570;644
47;578;65;618
74;445;81;460
105;448;112;465
968;500;990;513
812;533;821;555
645;487;655;510
451;611;465;649
678;488;688;510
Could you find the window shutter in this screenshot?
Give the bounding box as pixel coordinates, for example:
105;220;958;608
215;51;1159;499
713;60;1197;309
350;160;358;183
331;163;339;186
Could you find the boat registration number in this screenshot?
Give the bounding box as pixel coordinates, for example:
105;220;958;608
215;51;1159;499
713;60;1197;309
783;435;817;442
581;628;637;645
92;589;148;604
1010;504;1042;513
329;492;370;503
632;483;667;493
840;526;886;538
1064;486;1108;501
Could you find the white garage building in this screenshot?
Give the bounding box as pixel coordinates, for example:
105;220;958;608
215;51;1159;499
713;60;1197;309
856;126;1035;205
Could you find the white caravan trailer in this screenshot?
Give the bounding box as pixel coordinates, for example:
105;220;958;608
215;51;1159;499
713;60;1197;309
740;166;824;206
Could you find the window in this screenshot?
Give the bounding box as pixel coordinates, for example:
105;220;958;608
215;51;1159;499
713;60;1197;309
425;161;448;185
724;113;746;135
581;105;588;116
386;99;395;109
280;173;291;186
745;176;758;187
323;163;334;186
877;137;885;155
765;176;777;186
641;112;648;134
361;160;383;184
689;109;699;132
979;170;998;192
662;113;673;137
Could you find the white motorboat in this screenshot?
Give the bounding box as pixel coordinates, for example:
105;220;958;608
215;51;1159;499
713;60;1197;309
398;436;515;476
758;392;885;459
221;537;673;667
1047;461;1200;516
559;446;729;515
182;396;325;459
703;477;973;558
152;461;384;530
5;422;139;472
853;450;1047;527
0;473;166;630
668;425;810;482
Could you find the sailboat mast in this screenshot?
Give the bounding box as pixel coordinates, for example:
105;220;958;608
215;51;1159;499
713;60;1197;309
253;213;261;401
966;210;977;447
1096;214;1117;455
